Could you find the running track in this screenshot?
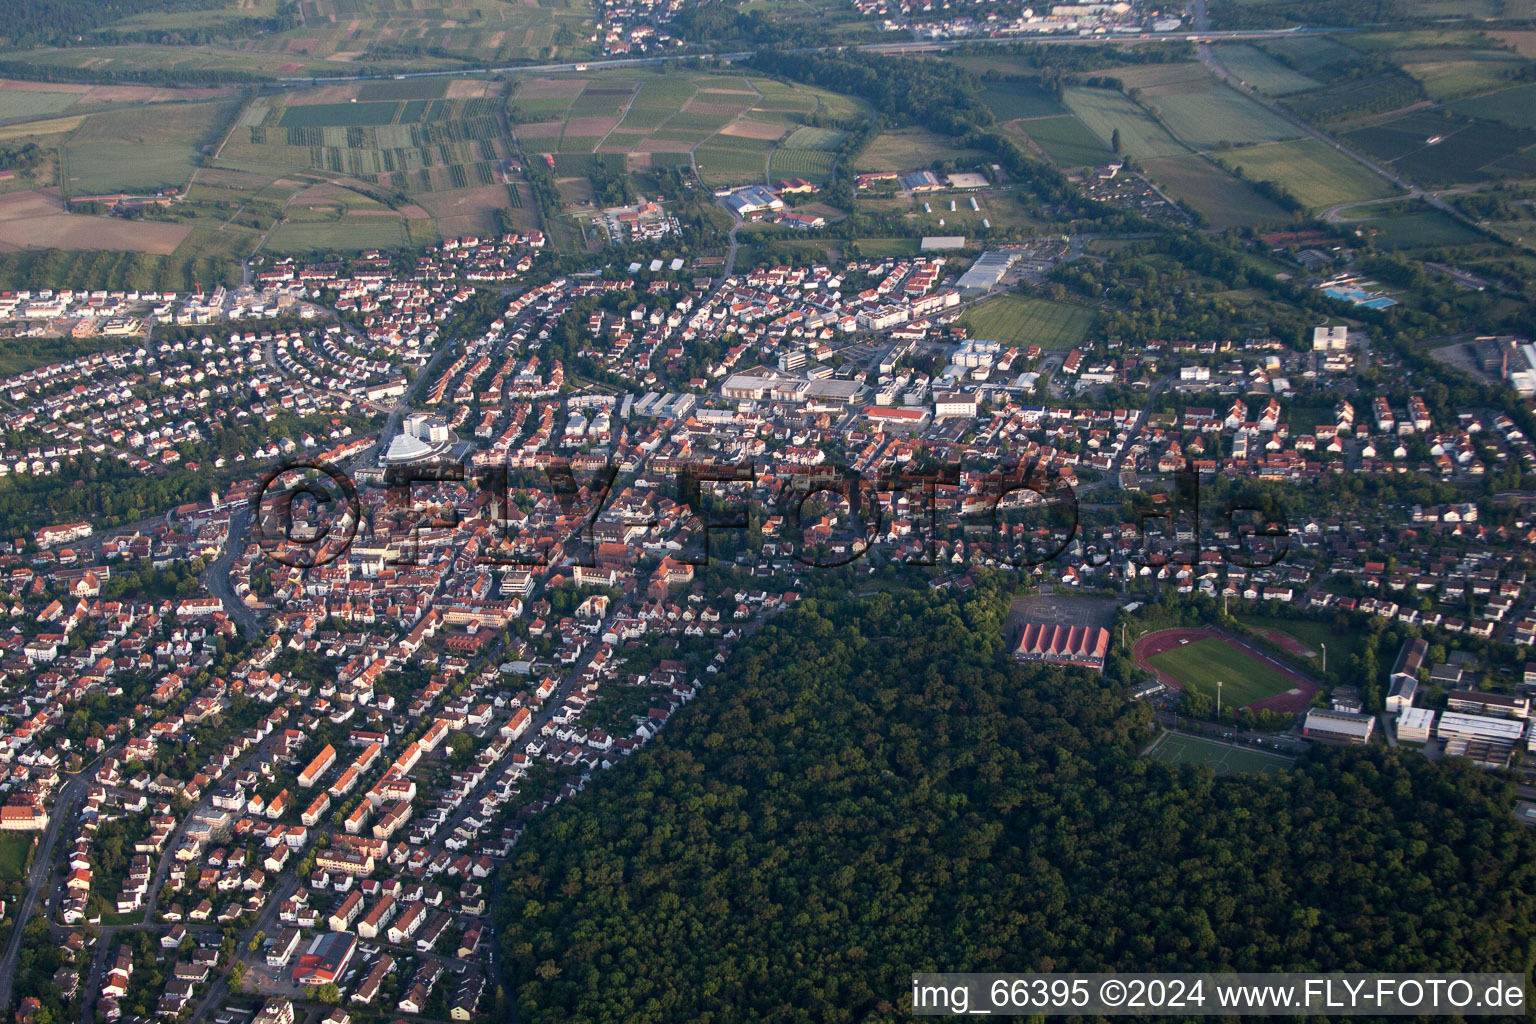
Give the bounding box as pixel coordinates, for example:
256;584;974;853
1132;625;1320;714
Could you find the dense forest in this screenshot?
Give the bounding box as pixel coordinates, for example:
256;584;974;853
497;580;1536;1022
0;0;233;49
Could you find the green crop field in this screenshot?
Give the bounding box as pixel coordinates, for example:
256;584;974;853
1255;35;1362;78
1140;155;1291;229
1147;637;1301;708
857;127;986;171
1212;44;1321;95
696;136;772;185
783;126;846;150
1218;138;1397;208
1343;112;1536;185
265;216;418;253
1399;50;1527;100
1063;86;1187;160
769;148;837;181
616;78;699;130
1019;115;1115;167
1449;83;1536;128
278;101;403;128
63;99;237;194
358;79;448;102
1363;208;1484;248
0;89;80;121
981;81;1069;120
1143;732;1294;777
1141;85;1301;149
958;294;1094;349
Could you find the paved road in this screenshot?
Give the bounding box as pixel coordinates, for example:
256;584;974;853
200;509;261;635
0;774;90;1012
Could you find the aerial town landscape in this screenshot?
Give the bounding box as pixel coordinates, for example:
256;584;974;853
0;0;1535;1020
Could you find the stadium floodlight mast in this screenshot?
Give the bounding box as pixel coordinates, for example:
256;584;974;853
1320;643;1327;674
1216;679;1223;718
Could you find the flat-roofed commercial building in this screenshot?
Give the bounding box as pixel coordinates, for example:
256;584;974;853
1438;710;1527;768
1303;708;1375;745
1446;689;1530;720
1437;710;1526;744
1396;706;1435;743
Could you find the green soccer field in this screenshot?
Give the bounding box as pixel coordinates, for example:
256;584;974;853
1144;732;1294;777
958;294;1095;349
1147;637;1299;707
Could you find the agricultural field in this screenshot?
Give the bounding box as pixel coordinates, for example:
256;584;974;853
1448;83;1536;129
1012;115;1115;168
1341;110;1536;185
979;80;1069;121
1395;48;1528;100
0;189;191;254
0;116;85;143
1139;154;1291;229
265;215;422;253
1284;72;1425;127
768;149;837;182
1134;73;1302;149
62;99;239;195
0;88;82;122
1062;86;1186;160
695;136;773;187
513;71;860;187
1142;732;1293;777
1212;44;1321;96
957;293;1094;349
278;101;403;128
216;81;517;241
1216;138;1398;209
31;0;601;73
856;127;986;172
1356;205;1485;249
783;126;846;151
1255;35;1363;79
